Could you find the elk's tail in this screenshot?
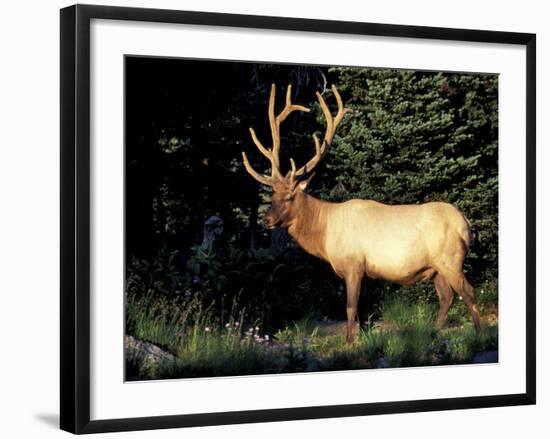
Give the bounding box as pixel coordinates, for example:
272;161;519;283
462;215;474;253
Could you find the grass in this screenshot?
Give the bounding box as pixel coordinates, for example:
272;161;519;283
126;291;498;381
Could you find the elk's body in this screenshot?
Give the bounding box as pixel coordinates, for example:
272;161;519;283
287;194;468;284
242;84;482;343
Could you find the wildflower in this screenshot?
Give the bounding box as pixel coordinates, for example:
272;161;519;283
264;334;270;341
234;322;240;327
205;327;211;332
255;326;260;331
225;323;230;329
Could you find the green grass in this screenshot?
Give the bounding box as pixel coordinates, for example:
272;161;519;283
126;291;498;380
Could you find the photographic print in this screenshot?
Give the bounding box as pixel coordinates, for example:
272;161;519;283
124;56;499;381
60;6;535;432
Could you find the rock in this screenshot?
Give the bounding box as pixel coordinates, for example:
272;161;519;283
306;358;321;372
200;215;224;251
472;350;498;364
377;356;390;368
125;335;176;369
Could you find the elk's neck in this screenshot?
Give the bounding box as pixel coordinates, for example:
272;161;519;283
287;192;329;261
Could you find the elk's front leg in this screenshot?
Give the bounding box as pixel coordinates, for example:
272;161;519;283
344;271;363;344
434;273;454;329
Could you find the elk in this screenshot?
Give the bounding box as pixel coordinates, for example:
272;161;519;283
241;83;482;344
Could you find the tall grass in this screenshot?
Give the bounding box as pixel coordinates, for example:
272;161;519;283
126;291;498;380
126;291;282;378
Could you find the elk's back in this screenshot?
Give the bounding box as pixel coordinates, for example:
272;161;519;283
323;200;470;283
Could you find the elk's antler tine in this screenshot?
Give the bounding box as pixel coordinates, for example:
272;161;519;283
313;133;323;156
248;127;271;160
241;151;273;186
277;85;310;124
288;158;297;181
294;86;348;178
294;133;323;178
285;84;292;107
316;91;335;145
267;84;282;177
332;84;351;126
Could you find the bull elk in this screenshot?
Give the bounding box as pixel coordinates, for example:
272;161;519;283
242;83;482;343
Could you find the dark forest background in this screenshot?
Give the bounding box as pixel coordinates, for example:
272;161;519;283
125;56;498;333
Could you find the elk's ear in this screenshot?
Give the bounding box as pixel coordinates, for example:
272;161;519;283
296;173;316;192
297;180;309;191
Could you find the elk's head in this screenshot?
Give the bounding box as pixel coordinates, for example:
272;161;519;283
242;84;349;229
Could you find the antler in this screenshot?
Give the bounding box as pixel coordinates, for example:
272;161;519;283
292;85;350;179
242;84;310;186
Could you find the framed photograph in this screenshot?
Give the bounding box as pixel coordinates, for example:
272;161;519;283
60;4;536;434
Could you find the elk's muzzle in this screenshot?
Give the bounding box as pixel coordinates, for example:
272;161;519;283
263;212;278;230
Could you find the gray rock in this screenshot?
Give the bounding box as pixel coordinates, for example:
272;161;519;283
472;350;498;364
200;215;224;251
125;335;176;368
306;358;321;372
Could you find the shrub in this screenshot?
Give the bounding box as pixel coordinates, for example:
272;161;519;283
126;245;343;331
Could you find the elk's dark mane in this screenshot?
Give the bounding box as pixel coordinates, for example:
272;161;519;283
288;192;331;261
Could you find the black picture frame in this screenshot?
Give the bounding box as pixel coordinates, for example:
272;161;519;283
60;4;536;434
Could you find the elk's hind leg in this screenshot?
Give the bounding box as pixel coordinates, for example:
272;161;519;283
445;272;482;334
434;274;454;329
